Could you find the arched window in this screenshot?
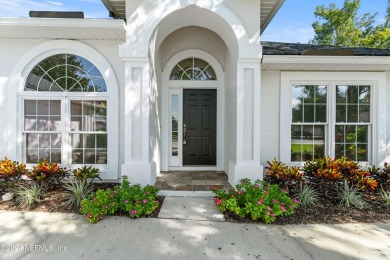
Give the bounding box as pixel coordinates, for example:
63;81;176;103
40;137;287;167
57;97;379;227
25;54;107;92
22;54;109;166
170;58;216;80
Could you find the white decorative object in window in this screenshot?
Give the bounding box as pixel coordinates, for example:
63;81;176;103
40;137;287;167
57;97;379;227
170;58;217;80
22;54;109;166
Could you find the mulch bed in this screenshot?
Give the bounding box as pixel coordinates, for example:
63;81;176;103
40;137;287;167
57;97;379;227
0;183;165;218
1;184;388;224
223;193;390;225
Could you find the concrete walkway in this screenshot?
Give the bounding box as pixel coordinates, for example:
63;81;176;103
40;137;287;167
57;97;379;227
0;198;389;260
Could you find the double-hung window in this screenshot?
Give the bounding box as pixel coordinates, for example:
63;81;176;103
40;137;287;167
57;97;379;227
281;72;380;165
21;54;109;167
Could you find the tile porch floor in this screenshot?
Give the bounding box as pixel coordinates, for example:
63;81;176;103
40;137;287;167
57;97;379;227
154;171;231;191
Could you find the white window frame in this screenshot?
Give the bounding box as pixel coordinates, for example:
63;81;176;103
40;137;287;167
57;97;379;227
20;92;110;168
281;72;385;166
12;41;119;180
169;89;183;167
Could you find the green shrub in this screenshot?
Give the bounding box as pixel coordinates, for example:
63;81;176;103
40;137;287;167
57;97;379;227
298;185;320;208
212;179;299;224
115;176;160;218
63;180;93;208
80;176;160;223
338;180;366;209
15;182;43;208
80;189;117;223
72;166;101;182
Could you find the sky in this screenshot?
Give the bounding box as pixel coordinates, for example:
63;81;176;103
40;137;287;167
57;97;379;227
0;0;387;44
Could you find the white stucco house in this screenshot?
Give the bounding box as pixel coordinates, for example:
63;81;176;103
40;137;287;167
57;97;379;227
0;0;389;186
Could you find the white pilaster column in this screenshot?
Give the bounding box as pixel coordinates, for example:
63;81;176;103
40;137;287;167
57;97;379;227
229;59;263;184
120;58;156;186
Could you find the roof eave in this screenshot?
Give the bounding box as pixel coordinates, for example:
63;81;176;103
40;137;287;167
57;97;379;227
261;0;285;34
262;55;390;65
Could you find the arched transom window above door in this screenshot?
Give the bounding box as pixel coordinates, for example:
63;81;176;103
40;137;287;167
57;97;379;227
170;57;217;81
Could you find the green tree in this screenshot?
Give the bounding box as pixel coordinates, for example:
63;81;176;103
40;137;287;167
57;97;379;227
310;0;390;48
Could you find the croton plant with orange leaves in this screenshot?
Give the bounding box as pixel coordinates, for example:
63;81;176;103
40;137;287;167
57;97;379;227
0;157;28;191
26;160;69;190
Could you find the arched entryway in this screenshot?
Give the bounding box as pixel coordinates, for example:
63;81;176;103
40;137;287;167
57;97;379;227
120;3;263;186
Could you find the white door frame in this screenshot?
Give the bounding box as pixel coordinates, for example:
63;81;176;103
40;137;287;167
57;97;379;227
161;49;225;171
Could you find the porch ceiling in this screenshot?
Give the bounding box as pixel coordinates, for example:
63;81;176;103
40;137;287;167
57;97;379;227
101;0;285;33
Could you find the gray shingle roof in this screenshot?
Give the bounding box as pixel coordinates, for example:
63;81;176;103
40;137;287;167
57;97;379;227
261;41;390;56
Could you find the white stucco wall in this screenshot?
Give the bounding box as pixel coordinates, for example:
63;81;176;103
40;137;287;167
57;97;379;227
159;26;226;70
0;39;47;157
260;71;280;165
224;51;237;175
224;0;260;43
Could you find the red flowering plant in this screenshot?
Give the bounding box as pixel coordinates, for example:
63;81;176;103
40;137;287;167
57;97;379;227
212;179;298;224
80;189;117;224
0;158;29;192
80;176;159;223
26;160;69;191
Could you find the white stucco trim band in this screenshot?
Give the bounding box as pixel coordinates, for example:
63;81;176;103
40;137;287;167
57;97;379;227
263;55;390;65
0;18;126;41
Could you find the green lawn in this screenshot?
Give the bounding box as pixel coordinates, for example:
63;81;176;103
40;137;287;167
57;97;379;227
291;144;312;153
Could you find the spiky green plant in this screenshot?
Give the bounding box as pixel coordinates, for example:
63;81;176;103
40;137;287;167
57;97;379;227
380;188;390;206
299;185;320;208
15;182;43;208
63;180;93;208
338;180;366;209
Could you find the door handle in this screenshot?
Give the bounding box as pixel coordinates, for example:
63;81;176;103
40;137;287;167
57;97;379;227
183;123;187;145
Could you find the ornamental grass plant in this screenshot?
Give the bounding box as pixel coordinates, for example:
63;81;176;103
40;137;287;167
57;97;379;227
15;182;43;208
63;180;93;208
298;184;320;208
338;180;367;209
